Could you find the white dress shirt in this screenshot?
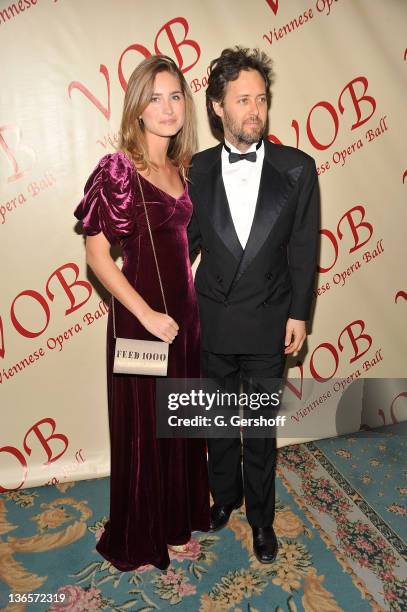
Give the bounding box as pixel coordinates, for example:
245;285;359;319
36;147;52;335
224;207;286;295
221;139;265;248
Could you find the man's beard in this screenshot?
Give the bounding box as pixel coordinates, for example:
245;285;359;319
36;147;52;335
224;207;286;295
223;110;265;146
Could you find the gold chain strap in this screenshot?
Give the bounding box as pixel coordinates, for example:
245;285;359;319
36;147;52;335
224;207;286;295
112;169;168;339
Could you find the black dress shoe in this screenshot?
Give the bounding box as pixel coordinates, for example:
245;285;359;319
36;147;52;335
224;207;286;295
252;526;278;563
209;499;243;532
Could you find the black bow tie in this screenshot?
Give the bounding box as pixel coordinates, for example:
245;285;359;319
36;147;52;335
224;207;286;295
229;151;256;163
224;140;262;164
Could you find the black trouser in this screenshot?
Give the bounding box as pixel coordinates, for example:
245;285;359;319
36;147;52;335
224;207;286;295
202;350;285;528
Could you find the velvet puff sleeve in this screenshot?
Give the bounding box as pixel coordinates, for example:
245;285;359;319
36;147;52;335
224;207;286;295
74;151;136;245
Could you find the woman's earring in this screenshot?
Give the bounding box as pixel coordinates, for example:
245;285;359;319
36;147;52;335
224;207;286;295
138;116;143;126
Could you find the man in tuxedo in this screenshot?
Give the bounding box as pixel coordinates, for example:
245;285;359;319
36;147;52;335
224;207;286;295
187;47;319;563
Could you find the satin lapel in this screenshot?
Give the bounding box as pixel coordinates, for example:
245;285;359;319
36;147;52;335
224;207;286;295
205;158;244;261
230;157;303;287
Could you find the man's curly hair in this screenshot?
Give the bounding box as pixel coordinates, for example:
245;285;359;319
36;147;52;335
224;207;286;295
206;47;274;135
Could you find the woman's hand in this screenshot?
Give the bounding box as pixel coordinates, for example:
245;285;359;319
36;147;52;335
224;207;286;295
140;309;179;343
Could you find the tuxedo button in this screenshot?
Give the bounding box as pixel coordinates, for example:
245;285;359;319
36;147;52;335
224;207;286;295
265;272;273;280
262;300;268;307
216;275;223;283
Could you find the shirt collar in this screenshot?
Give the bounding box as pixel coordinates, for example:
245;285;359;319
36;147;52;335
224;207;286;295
224;138;263;155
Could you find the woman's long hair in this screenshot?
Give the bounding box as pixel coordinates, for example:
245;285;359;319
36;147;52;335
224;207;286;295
119;55;197;175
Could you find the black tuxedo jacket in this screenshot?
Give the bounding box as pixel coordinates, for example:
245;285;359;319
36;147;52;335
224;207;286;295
187;140;319;354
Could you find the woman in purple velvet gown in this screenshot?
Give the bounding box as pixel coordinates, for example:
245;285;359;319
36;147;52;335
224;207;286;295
74;55;210;571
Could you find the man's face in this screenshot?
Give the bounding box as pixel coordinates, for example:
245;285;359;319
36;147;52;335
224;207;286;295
213;69;268;151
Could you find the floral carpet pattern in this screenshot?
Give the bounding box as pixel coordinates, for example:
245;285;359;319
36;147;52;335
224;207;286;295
0;423;406;611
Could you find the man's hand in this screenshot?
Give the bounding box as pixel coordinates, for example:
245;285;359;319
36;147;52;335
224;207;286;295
284;318;306;355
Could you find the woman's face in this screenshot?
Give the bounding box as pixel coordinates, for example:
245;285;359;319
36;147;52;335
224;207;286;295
140;70;185;138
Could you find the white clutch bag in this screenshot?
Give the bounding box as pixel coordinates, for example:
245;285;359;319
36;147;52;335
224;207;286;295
113;337;168;376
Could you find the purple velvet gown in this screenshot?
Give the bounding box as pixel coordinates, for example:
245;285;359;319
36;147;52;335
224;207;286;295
74;151;210;571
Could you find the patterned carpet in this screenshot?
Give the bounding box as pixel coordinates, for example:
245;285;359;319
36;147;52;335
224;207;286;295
0;424;406;612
